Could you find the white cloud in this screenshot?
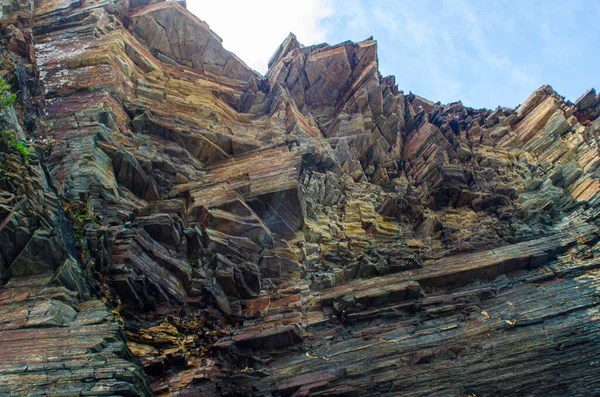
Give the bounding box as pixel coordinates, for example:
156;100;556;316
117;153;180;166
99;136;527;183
184;0;598;108
186;0;334;74
510;67;537;90
336;0;369;31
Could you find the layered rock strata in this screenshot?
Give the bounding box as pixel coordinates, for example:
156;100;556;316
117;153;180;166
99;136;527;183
0;0;599;395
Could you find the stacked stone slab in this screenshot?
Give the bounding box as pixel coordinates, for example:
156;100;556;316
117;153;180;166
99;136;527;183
0;0;599;395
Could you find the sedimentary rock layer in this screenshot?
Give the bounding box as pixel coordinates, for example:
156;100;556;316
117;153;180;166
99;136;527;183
0;0;599;395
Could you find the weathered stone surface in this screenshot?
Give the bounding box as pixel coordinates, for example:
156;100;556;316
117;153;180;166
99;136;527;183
130;2;260;82
0;275;151;396
1;0;600;395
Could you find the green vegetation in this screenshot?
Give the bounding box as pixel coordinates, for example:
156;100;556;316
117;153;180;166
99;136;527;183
2;129;32;164
0;77;31;165
0;162;16;180
0;77;16;109
64;200;101;243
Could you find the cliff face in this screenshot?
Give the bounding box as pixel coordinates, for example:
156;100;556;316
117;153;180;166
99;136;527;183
1;0;600;396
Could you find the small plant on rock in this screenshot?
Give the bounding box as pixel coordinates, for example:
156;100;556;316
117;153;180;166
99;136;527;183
0;78;32;165
0;161;16;180
0;77;16;109
1;129;32;165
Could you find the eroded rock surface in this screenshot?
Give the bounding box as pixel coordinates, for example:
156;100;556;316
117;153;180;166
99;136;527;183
1;0;600;395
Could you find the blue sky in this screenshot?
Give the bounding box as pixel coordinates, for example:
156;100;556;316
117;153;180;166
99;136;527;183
188;0;599;109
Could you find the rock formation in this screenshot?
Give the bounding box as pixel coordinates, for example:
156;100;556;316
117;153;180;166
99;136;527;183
1;0;599;395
